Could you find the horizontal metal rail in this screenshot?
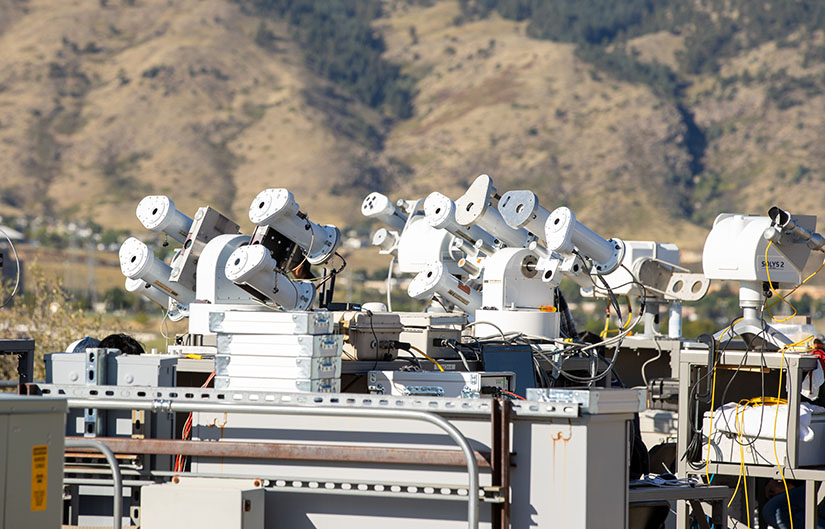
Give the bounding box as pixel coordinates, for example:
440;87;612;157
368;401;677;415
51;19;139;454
66;398;479;529
66;437;492;468
65;438;123;529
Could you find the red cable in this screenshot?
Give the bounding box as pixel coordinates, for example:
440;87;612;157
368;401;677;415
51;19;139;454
175;371;215;472
502;390;527;401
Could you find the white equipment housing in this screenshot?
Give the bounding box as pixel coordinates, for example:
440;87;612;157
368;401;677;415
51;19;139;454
703;213;811;286
395;217;463;275
580;241;708;337
475;247;560;338
703;213;815;347
249;188;341;265
136;195;193;244
225;244;315;312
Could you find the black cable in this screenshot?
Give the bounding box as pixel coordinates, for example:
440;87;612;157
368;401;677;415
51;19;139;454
714;319;770;449
364;309;383;371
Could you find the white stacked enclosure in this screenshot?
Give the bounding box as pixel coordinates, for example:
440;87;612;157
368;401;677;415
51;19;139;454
209;310;343;392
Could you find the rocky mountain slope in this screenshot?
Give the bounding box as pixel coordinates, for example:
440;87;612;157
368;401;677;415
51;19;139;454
1;0;824;253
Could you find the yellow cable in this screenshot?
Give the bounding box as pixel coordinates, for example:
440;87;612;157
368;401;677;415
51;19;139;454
408;344;444;372
601;300;633;337
600;304;612;338
765;253;825;314
737;400;751;527
622;296;633;330
726;400;744;508
771;336;810;529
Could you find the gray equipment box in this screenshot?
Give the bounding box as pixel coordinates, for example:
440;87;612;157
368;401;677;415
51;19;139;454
209;310;335;335
45;350;177;386
0;395;66;529
367;370;514;398
45;351;176;440
526;387;648;415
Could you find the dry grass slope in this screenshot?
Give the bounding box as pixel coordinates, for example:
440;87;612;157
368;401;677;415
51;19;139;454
0;0;824;255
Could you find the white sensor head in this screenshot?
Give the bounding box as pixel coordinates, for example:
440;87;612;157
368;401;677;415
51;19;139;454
136;195;193;244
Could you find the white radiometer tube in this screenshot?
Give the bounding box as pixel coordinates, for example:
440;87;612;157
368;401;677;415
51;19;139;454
248;188;341;265
408;262;482;314
454;174;532;248
119;237;195;305
361;192;408;233
497;190;550;239
125;278;187;321
136;196;193;244
423;192;498;253
544;207;625;274
371;228;398;253
124;277;171;309
224;244;315;311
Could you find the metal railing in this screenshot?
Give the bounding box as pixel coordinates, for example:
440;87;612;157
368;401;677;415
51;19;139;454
65;438;123;529
66;397;480;529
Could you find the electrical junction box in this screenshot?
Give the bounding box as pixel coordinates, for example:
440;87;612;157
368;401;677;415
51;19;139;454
44;350;175;441
396;311;466;359
0;396;66;529
45;350;177;386
141;477;264;529
368;370;514;398
335;310;403;360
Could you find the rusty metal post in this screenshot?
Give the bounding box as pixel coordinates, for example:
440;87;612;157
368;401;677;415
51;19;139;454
491;398;511;529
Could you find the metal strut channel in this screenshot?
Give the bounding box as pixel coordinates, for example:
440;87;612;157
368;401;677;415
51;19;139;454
64;438;123;529
66;398;480;529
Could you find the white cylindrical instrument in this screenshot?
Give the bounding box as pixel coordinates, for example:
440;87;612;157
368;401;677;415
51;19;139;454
249;188;340;265
119;237;195;304
225;244;315;311
545;207;624;274
361;192;407;232
136;195;193;244
407;262;481;313
424;191;498;252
